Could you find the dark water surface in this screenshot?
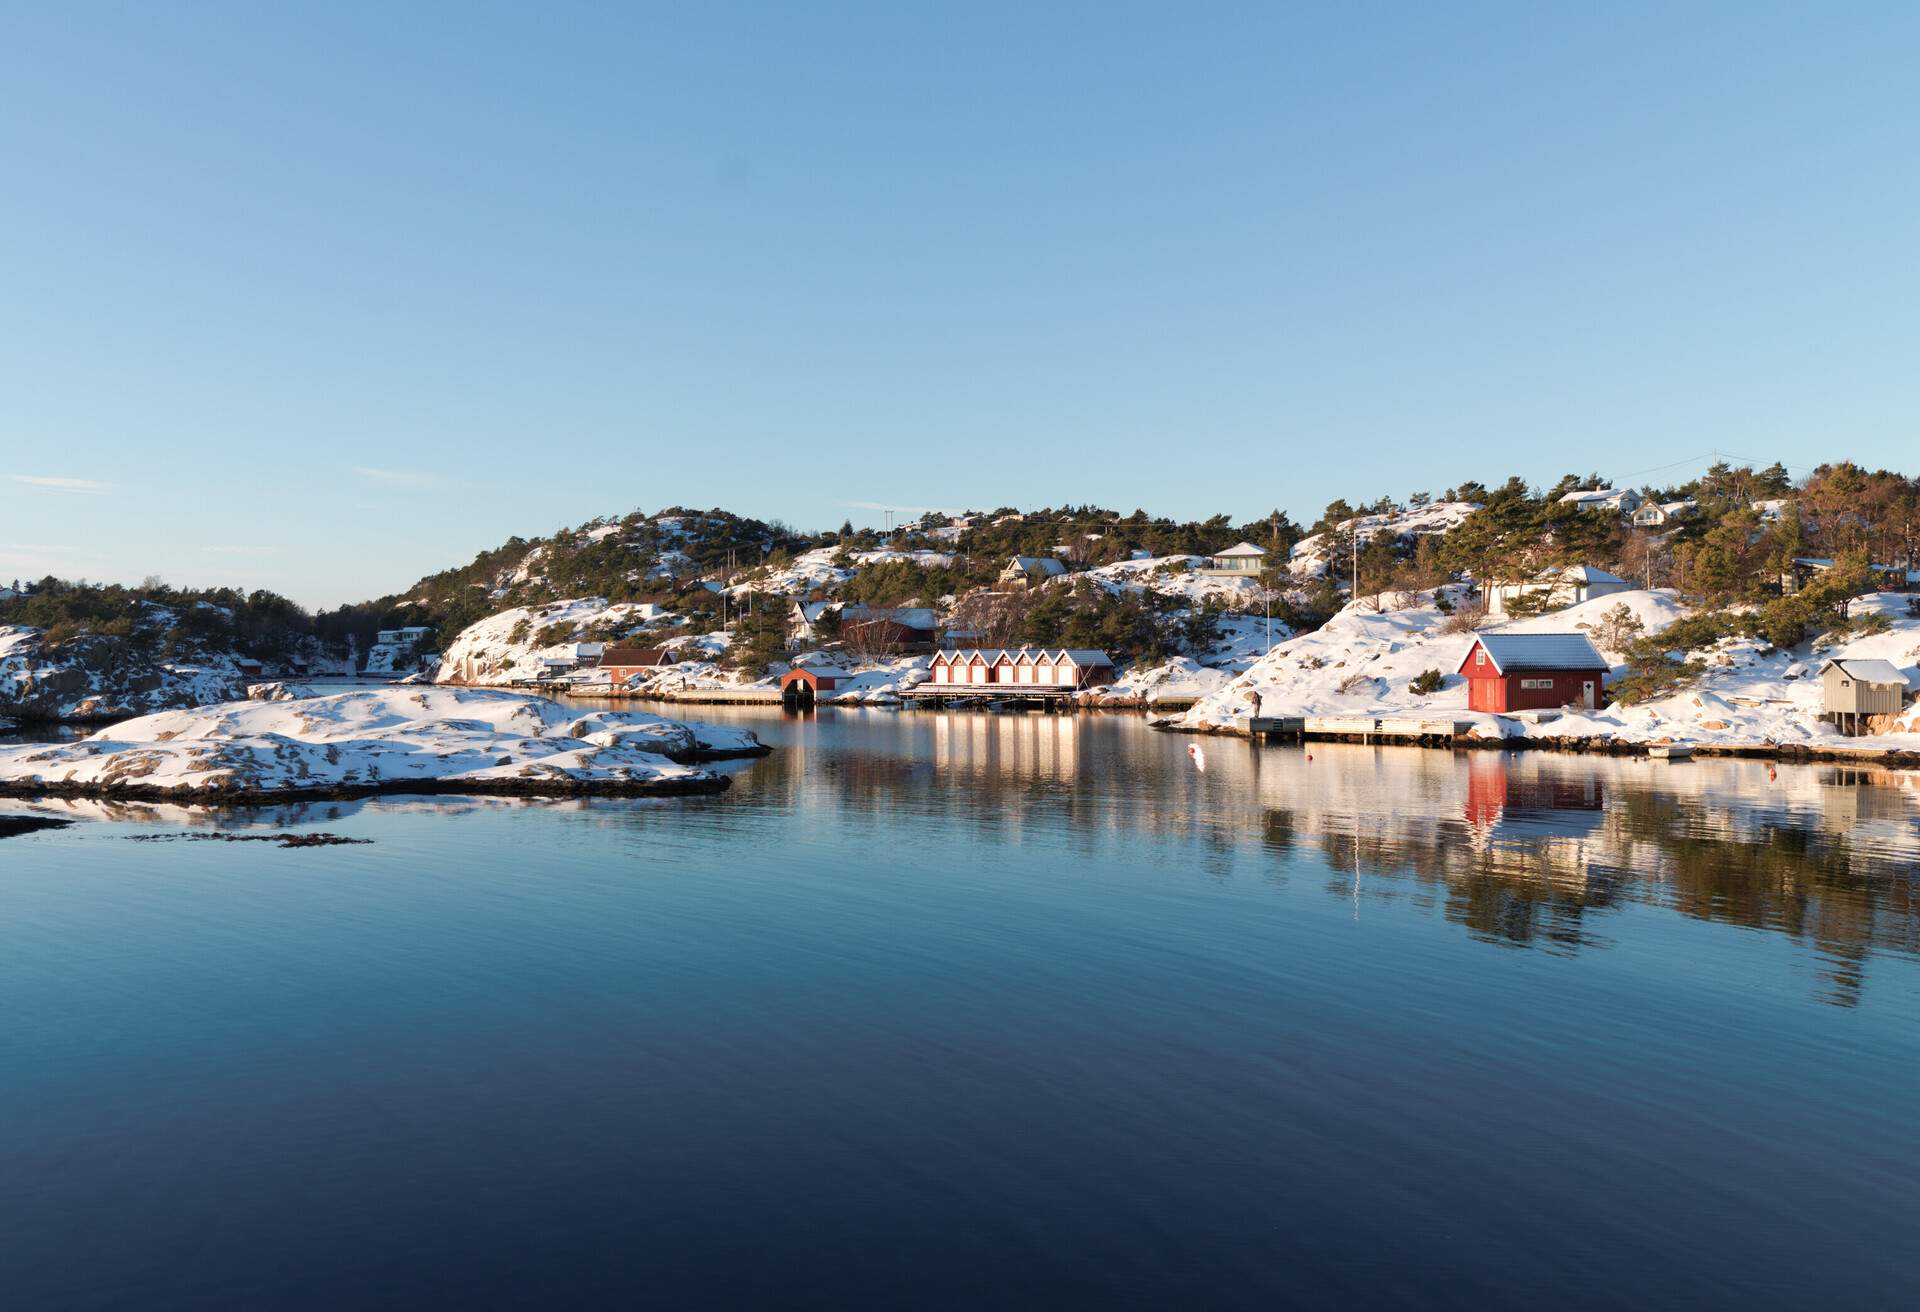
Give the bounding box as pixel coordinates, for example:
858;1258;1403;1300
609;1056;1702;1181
3;709;1917;1309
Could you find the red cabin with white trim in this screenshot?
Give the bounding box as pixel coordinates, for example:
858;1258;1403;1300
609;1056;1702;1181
1457;633;1610;713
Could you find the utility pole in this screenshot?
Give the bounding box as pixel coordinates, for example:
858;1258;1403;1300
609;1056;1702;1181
1352;527;1360;612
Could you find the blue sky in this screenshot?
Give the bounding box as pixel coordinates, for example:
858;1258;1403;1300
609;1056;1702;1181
2;2;1914;609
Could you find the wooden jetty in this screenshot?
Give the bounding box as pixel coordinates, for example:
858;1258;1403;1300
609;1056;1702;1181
898;686;1080;711
1250;715;1468;745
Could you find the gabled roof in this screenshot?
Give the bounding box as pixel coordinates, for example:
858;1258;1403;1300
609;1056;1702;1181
1538;565;1627;584
791;600;835;623
1820;658;1908;686
1211;541;1266;558
1459;633;1610;675
1005;555;1068;576
842;605;938;631
600;645;673;666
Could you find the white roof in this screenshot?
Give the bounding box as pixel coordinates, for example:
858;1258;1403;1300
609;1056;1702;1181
1822;659;1908;686
934;646;1113;667
1211;542;1266;558
1006;556;1068;576
1463;633;1610;674
1538;565;1627;584
1557;488;1629;505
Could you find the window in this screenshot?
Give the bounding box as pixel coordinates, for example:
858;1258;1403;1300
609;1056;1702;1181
1520;678;1554;690
1475;650;1486;666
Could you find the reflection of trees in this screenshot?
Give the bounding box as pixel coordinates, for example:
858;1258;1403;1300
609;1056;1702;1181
574;707;1920;1007
1271;757;1920;1007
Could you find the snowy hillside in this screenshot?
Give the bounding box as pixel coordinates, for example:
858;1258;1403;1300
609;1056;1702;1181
0;688;766;800
1177;587;1920;756
1288;501;1480;579
438;598;682;685
1077;555;1266;606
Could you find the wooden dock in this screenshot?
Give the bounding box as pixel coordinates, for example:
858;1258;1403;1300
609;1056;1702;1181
1251;715;1468;744
898;686;1080;711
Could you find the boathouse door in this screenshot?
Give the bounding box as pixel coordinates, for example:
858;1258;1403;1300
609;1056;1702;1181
1581;680;1596;709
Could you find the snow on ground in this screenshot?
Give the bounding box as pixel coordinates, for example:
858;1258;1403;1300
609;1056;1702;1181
438;598;678;685
1077;555;1268;606
2;625;249;723
1179;587;1920;755
0;688;765;799
729;545;959;597
1289;501;1480;579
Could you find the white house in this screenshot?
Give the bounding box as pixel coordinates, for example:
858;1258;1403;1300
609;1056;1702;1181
1200;542;1266;576
375;626;435;646
1632;499;1696;528
1557;488;1644;516
1487;565;1633;616
998;555;1069;588
789;600;836;641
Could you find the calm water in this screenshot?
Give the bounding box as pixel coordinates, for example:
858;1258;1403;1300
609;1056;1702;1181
2;709;1917;1309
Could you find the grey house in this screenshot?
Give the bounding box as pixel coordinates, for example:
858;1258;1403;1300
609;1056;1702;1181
1819;659;1909;734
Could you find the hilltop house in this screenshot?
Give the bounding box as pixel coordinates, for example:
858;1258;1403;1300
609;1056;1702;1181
1557;488;1644;516
1780;557;1918;595
998;555;1069;589
1457;633;1611;712
926;647;1116;692
1199;542;1266;576
1819;659;1910;734
376;626;435;646
1631;499;1696;528
1487;565;1632;616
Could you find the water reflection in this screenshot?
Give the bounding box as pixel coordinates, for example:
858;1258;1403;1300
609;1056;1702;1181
11;699;1920;1007
622;705;1920;1008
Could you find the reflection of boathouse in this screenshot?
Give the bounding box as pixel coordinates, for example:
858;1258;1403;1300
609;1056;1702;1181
1463;758;1605;849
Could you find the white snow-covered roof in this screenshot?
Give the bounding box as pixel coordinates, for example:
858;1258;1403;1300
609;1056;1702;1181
1462;633;1610;674
933;645;1112;667
1539;565;1628;584
1211;542;1267;559
1557;488;1636;506
841;605;938;631
1005;555;1068;577
1821;659;1908;686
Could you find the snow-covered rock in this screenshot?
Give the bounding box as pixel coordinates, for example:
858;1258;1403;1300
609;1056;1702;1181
438;598;678;685
1;626;249;723
246;682;316;702
0;688;767;800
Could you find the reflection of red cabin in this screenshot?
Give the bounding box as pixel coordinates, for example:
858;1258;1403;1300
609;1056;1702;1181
779;666;853;695
1457;634;1610;712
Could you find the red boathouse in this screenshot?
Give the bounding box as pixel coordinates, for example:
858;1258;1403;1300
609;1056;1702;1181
1457;633;1611;713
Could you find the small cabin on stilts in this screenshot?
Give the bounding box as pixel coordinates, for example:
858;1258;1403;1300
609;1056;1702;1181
1819;659;1909;735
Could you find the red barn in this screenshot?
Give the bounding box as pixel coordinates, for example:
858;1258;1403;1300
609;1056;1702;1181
598;646;675;683
1457;633;1610;712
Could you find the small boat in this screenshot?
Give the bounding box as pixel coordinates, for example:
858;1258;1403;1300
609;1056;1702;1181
1648;743;1694;760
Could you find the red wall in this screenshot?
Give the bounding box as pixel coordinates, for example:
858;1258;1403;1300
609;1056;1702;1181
1465;670;1603;712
